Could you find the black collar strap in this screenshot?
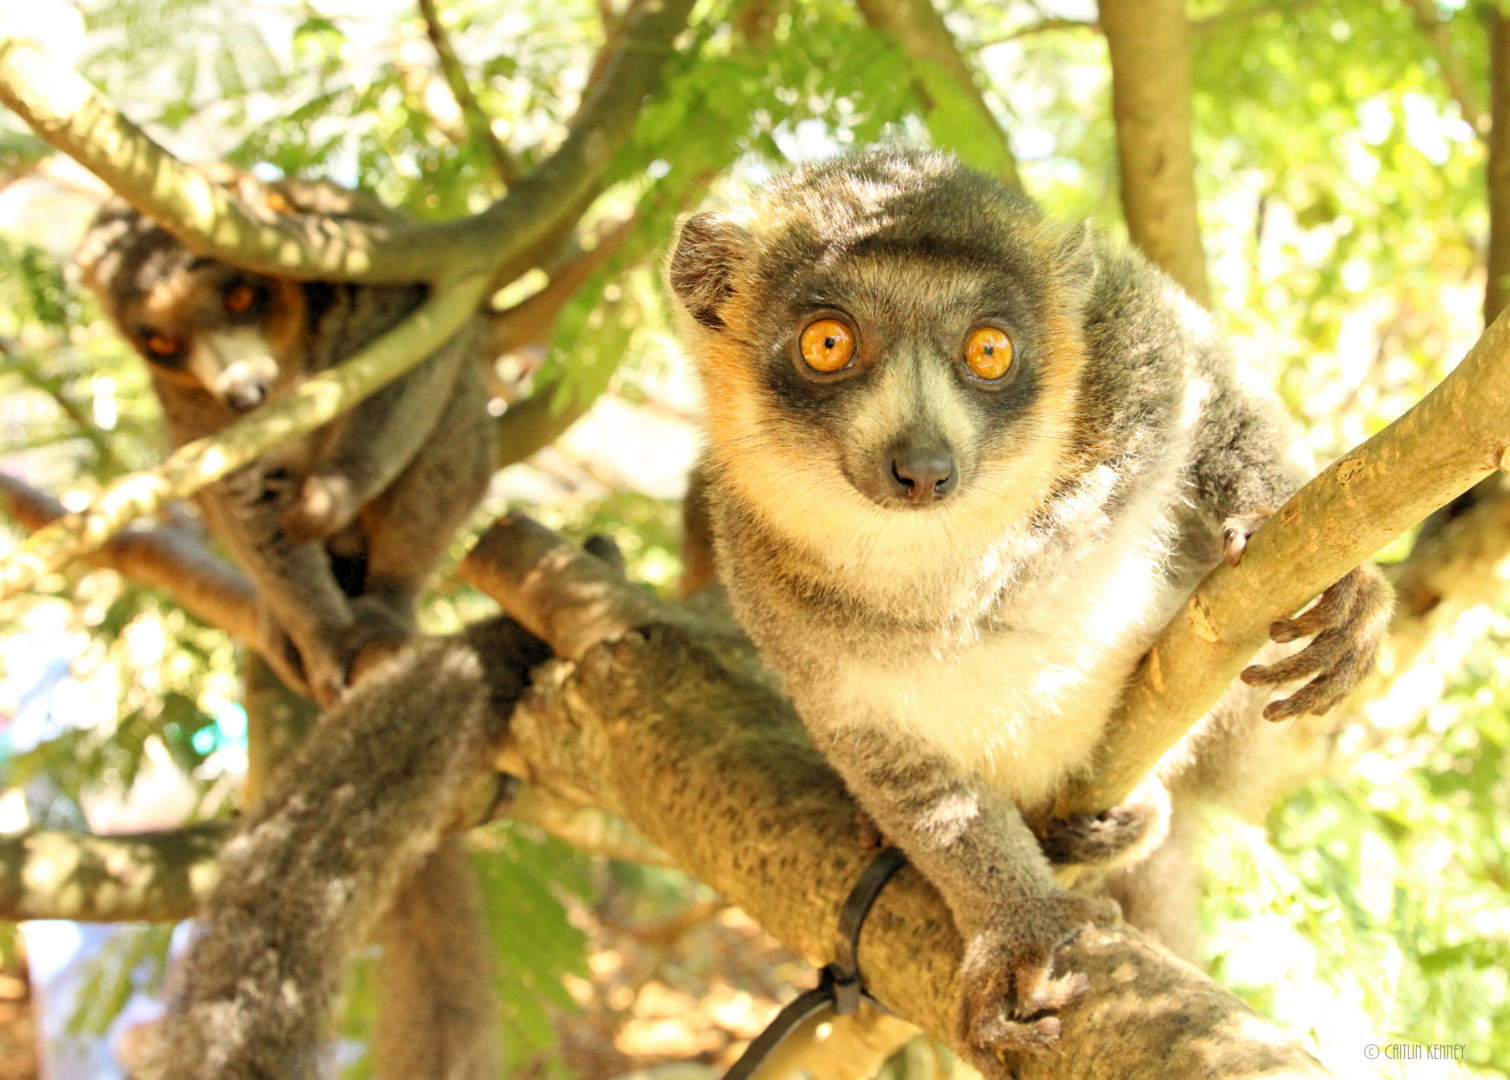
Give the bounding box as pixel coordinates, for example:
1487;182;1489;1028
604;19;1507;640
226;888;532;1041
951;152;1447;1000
720;846;909;1080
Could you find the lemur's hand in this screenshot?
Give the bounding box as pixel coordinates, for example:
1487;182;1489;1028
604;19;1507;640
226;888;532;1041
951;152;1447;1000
955;892;1117;1069
281;475;359;543
1225;510;1394;720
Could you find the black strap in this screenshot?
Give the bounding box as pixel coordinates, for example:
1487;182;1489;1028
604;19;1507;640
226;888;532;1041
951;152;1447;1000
720;846;908;1080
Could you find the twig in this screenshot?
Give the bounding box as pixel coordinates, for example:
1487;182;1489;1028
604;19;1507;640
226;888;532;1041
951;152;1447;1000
416;0;519;185
1404;0;1488;137
0;473;260;643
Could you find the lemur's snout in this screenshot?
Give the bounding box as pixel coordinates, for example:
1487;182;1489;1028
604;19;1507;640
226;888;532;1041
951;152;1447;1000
889;443;956;503
224;378;270;412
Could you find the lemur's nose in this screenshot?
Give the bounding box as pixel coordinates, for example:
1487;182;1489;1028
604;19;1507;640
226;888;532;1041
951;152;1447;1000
890;448;956;502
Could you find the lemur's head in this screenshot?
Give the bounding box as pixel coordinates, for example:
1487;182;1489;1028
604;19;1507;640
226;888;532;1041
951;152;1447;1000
78;203;307;414
669;148;1098;568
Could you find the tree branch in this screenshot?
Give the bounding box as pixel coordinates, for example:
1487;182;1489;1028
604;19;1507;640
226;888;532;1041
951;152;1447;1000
1487;5;1510;323
0;0;693;287
1061;303;1510;814
1099;0;1210;306
0;272;488;601
458;516;1333;1080
0;823;226;923
0;473;261;645
853;0;1020;186
415;0;520;185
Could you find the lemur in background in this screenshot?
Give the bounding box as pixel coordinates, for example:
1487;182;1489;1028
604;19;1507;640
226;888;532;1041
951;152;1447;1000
77;175;494;707
669;149;1391;1073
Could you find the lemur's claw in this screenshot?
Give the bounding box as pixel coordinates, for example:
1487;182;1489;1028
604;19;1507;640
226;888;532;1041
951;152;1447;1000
955;895;1116;1072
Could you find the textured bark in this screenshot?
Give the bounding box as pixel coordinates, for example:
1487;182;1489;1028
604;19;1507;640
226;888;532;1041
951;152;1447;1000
1099;0;1210;305
1488;5;1510;324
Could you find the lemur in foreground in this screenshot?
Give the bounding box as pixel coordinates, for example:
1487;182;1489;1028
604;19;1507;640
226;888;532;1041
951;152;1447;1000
77;175;494;707
669;149;1392;1072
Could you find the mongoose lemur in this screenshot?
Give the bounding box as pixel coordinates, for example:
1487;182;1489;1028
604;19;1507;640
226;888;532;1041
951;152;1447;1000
77;176;494;706
668;149;1391;1071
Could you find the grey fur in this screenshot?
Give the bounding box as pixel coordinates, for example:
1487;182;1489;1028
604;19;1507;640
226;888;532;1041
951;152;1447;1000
670;148;1390;1071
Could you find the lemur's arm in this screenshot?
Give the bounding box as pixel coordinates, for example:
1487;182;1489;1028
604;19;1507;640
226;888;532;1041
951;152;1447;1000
196;467;355;706
1187;350;1393;720
809;721;1117;1071
282;324;480;543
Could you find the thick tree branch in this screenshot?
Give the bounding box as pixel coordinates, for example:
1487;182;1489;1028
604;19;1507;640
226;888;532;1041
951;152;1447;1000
459;517;1332;1080
854;0;1020;186
1487;5;1510;323
0;273;488;600
416;0;519;185
1099;0;1210;306
1062;304;1510;813
0;0;692;286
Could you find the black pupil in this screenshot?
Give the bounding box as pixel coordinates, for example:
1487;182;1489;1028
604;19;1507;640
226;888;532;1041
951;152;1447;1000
983;343;994;355
824;336;837;349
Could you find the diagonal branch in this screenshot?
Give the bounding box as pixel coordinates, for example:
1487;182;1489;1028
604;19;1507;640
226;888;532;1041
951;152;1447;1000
1404;0;1487;137
1061;299;1510;814
853;0;1020;186
0;272;489;600
0;473;260;644
0;0;693;286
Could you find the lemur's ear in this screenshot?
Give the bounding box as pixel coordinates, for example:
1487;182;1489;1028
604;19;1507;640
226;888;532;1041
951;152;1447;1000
1052;221;1099;315
668;212;747;331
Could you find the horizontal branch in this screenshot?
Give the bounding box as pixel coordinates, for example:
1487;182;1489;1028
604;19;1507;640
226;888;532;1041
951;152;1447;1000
460;516;1333;1080
1063;297;1510;813
0;273;488;600
0;823;226;922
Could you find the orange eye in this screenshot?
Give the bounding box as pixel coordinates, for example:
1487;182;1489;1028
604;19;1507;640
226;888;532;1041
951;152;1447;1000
799;318;856;373
964;326;1013;380
145;334;183;358
224;283;256;315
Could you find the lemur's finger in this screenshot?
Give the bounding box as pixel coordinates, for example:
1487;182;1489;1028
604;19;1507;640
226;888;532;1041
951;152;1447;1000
462;512;663;660
1242;563;1392;721
1222;509;1274;567
1268;576;1359;643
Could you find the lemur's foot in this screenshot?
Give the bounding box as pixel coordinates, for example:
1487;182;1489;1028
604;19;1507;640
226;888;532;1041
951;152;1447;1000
955;893;1116;1069
1241;563;1393;720
281;475;359;543
1036;803;1157;867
